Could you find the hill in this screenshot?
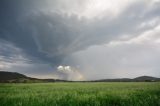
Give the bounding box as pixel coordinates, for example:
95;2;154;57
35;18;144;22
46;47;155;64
0;71;160;83
0;71;27;81
133;76;160;82
0;71;65;83
94;76;160;82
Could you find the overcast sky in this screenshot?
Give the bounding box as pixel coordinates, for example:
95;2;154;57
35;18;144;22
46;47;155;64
0;0;160;80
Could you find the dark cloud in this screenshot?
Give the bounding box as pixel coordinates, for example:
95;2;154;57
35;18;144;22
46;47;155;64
0;0;160;79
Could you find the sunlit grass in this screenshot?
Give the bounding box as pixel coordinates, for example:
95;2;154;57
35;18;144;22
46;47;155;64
0;82;160;106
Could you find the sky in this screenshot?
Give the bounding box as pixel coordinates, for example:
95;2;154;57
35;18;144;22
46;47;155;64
0;0;160;80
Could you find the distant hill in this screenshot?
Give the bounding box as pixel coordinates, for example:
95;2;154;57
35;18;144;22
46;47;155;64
93;78;132;82
0;71;27;81
0;71;160;83
94;76;160;82
0;71;65;83
133;76;160;82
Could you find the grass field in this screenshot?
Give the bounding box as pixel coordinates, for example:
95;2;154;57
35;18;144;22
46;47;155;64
0;82;160;106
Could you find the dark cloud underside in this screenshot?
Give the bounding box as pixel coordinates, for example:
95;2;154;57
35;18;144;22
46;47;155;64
0;0;160;79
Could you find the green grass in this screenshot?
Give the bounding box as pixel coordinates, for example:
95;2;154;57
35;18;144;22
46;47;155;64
0;82;160;106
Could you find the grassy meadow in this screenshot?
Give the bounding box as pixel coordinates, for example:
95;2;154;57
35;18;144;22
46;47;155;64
0;82;160;106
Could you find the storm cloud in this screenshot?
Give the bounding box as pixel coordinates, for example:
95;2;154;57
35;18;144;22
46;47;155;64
0;0;160;80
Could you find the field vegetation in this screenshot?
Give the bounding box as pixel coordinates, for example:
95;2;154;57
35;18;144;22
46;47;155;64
0;82;160;106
